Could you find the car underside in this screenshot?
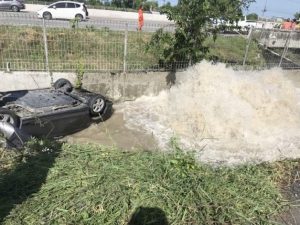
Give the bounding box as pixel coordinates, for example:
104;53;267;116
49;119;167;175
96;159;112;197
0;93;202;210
0;78;113;148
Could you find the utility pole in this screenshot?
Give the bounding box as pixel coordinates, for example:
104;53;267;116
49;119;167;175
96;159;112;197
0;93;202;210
262;0;267;18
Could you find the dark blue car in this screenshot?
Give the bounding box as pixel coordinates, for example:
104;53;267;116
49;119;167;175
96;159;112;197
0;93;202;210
0;78;113;147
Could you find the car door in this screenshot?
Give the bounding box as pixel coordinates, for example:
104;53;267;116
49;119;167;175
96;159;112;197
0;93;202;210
50;2;66;19
1;0;12;10
0;0;4;10
65;2;76;20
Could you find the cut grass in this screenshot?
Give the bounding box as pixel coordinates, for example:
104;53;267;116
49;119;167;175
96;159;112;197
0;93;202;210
0;25;264;71
0;138;295;224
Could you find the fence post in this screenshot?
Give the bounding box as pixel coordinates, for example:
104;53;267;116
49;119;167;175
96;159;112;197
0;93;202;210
243;26;253;67
123;23;128;73
279;30;292;67
42;19;52;84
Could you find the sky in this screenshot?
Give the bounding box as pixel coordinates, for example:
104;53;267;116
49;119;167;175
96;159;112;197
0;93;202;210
157;0;300;19
246;0;299;19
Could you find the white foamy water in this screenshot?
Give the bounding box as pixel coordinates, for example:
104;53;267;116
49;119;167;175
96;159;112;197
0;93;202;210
123;61;300;165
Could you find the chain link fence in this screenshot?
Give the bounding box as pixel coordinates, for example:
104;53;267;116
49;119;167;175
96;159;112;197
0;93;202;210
243;27;300;69
1;12;300;72
0;12;177;72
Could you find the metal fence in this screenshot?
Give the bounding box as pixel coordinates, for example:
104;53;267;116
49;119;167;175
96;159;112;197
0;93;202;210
0;12;177;72
1;12;300;72
243;27;300;69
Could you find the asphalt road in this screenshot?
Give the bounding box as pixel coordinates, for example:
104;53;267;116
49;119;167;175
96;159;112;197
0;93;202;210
0;11;174;32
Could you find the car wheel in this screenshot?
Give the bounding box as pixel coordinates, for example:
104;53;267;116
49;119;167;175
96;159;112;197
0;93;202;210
75;14;83;21
53;78;73;92
43;12;52;20
0;108;20;127
11;5;19;12
89;95;106;116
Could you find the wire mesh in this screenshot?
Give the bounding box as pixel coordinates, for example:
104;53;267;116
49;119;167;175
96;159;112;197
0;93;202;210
0;11;178;72
2;12;300;72
245;28;300;69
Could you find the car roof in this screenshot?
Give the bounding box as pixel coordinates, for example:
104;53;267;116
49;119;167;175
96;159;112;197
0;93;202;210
50;1;84;5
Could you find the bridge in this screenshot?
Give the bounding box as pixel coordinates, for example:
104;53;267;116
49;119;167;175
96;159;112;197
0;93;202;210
254;29;300;49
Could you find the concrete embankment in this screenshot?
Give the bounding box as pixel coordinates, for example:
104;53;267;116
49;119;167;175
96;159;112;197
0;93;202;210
0;71;177;101
1;69;300;101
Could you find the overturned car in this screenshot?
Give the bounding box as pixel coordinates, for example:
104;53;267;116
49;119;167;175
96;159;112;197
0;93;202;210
0;78;113;147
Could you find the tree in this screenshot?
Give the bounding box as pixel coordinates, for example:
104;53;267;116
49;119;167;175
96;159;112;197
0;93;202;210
246;13;258;20
148;0;255;67
143;1;159;11
294;12;300;20
111;0;122;7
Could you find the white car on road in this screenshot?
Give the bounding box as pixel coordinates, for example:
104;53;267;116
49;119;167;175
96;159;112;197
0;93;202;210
37;1;88;21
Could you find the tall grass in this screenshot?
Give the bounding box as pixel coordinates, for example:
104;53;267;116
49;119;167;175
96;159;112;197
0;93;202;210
0;138;292;224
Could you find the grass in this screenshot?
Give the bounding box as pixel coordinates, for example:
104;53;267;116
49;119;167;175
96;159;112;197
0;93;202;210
204;35;266;66
0;25;156;71
0;138;298;224
0;25;265;72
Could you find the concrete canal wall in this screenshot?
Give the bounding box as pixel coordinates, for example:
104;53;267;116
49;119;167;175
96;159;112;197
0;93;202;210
0;71;178;101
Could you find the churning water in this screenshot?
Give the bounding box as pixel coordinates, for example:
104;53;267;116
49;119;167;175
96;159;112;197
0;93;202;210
123;61;300;165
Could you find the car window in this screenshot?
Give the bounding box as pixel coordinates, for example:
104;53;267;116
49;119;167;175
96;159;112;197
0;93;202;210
4;0;13;2
55;2;66;8
75;3;80;8
67;2;75;8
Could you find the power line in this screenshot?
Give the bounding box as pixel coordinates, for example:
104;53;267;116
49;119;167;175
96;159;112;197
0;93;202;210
262;0;267;17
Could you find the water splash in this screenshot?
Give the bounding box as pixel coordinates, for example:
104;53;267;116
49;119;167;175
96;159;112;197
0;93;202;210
123;61;300;165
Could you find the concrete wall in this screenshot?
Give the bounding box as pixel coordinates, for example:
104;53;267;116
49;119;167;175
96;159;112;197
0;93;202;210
2;70;300;102
258;29;300;49
0;71;173;101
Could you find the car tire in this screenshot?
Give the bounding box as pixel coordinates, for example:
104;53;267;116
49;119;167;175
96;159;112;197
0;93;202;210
75;14;83;21
0;108;20;127
89;95;106;116
43;12;52;20
11;5;19;12
53;78;73;93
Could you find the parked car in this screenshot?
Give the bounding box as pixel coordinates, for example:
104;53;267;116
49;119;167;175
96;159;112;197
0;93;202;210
0;0;25;12
37;1;88;21
0;78;112;147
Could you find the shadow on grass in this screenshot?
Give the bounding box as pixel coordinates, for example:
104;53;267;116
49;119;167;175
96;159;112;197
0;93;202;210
0;140;63;223
128;207;169;225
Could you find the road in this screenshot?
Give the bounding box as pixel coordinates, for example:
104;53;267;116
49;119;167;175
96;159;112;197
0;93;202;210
0;11;174;32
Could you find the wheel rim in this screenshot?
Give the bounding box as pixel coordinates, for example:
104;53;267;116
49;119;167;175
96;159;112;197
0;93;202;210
12;6;18;12
44;13;51;20
0;113;15;125
76;15;83;21
92;98;105;113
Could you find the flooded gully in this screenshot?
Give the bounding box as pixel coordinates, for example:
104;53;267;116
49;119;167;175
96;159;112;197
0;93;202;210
67;61;300;165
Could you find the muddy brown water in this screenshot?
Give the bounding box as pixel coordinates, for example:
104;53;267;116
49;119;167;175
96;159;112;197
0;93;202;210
66;63;300;164
65;63;300;224
64;105;158;151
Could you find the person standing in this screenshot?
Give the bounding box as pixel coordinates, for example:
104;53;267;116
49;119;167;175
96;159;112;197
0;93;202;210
281;18;292;30
138;5;144;31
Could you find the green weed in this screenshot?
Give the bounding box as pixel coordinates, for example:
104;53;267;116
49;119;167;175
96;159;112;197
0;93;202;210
0;139;294;224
